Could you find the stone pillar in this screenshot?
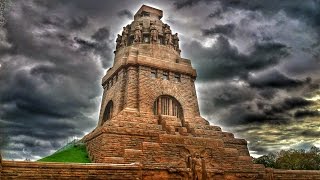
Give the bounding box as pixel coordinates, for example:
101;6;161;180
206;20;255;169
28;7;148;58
157;97;161;115
169;98;172;116
125;66;139;110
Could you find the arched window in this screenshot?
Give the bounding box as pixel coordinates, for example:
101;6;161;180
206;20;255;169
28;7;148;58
153;95;183;118
102;101;113;125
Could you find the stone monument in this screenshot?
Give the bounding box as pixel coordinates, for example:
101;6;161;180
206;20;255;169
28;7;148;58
83;5;265;179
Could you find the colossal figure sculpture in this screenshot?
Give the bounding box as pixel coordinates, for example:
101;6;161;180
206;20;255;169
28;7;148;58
134;24;142;43
115;34;122;49
164;24;173;46
173;32;180;51
150;21;158;43
121;26;129;46
83;5;265;179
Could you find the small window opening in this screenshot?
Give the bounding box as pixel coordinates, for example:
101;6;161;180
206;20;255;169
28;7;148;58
174;74;181;82
142;12;150;17
144;36;150;43
151;69;157;78
163;72;169;80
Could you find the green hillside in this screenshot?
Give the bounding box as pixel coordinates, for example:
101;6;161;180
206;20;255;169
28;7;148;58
37;143;91;163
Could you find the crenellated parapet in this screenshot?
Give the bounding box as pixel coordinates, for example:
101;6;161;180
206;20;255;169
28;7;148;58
115;5;181;54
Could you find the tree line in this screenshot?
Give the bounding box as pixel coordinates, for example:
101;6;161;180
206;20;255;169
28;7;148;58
253;146;320;170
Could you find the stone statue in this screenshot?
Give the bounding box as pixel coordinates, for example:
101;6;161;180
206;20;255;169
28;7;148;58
173;33;180;50
150;21;158;43
134;24;142;43
121;26;129;46
116;34;122;49
191;153;203;180
164;25;173;46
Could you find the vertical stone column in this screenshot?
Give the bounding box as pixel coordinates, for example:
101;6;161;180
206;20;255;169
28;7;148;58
169;98;172;116
125;66;139;110
157;97;161;115
191;77;201;117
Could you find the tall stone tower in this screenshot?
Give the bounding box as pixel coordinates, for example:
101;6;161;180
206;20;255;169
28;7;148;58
84;5;265;179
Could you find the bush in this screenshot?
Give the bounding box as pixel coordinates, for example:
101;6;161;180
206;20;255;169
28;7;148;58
253;146;320;170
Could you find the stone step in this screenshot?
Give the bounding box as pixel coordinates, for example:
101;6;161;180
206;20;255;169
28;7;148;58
186;123;222;131
105;121;163;131
190;129;223;138
102;126;165;136
112;115;158;124
158;134;224;148
102;157;125;164
124;149;143;163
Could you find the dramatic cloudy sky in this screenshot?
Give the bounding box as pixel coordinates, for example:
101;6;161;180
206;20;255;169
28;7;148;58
0;0;319;160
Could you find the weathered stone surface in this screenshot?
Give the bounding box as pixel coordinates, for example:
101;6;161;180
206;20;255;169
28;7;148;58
84;4;266;179
1;161;142;179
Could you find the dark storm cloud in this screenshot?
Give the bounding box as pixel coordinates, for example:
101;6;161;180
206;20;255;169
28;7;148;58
173;0;320;30
207;9;222;18
294;110;320;119
273;97;314;112
212;96;314;126
117;9;133;19
172;0;320;156
173;0;202;9
92;27;110;41
248;70;305;89
202;24;235;37
0;0;121;159
220;103;289;126
258;88;277;100
185;36;289;80
300;130;320;138
209;83;254;108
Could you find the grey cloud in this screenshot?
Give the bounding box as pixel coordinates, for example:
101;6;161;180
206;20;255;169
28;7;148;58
0;0;109;159
184;36;289;81
248;70;305;89
92;27;110;41
270;97;314;113
117;9;133;19
210;83;254;108
220;103;290;126
207;9;222;18
174;0;203;9
202;24;235;37
294;110;320;119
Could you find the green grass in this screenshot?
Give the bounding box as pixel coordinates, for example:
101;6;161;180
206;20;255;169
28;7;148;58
37;144;91;163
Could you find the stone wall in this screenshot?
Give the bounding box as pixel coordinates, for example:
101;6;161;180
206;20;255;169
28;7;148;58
0;161;141;179
266;168;320;180
2;159;320;179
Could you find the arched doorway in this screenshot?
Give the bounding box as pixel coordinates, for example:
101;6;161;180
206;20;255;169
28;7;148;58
102;100;113;125
153;95;183;119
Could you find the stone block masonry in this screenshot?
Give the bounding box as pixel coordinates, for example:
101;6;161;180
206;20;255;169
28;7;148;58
0;161;142;179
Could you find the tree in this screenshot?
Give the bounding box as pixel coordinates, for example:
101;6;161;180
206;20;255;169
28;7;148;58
253;146;320;170
253;153;276;168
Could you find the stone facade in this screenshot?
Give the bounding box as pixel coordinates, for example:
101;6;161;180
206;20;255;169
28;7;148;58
83;5;266;179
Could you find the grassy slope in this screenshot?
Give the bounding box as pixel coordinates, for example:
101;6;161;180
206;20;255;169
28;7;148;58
37;144;91;163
